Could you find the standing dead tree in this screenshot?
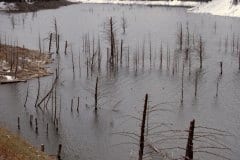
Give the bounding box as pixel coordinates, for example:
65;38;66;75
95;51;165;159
148;119;232;160
97;38;101;72
53;18;60;54
181;62;185;105
95;77;99;111
194;70;199;97
110;17;116;67
121;15;127;35
104;17;117;69
239;49;240;70
159;43;163;70
138;94;148;160
199;36;203;69
185;119;195;160
35;77;40;108
64;40;68;55
24;83;29;108
185;22;190;61
71;46;75;79
84;76;108;111
49;33;52;53
177;23;183;51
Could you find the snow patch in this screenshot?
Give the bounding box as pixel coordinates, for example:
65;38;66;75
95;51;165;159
189;0;240;17
0;2;16;11
4;75;14;81
68;0;199;7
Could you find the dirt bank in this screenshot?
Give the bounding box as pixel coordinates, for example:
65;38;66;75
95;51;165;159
0;127;53;160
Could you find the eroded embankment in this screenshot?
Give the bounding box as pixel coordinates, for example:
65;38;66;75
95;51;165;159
0;127;53;160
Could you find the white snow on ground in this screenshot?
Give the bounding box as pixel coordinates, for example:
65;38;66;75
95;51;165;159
189;0;240;17
68;0;240;17
0;2;15;11
68;0;200;7
4;75;14;81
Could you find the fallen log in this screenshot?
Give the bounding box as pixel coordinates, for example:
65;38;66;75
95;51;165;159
0;79;27;84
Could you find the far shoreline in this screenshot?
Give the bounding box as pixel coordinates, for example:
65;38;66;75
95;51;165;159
4;0;77;13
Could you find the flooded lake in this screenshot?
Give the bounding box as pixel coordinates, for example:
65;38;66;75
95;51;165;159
0;3;240;160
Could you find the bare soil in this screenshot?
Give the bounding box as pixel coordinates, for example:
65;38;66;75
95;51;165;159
0;127;54;160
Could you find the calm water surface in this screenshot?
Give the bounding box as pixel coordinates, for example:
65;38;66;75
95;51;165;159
0;3;240;160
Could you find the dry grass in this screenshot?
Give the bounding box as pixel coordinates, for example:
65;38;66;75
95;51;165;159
0;44;53;83
0;127;53;160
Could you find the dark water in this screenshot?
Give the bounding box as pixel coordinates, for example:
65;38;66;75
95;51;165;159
0;3;240;160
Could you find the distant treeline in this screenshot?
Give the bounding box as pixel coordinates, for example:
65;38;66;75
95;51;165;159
180;0;211;2
136;0;212;2
1;0;60;2
1;0;211;2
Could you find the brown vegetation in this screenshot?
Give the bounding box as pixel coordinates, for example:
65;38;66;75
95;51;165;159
0;127;53;160
0;44;52;84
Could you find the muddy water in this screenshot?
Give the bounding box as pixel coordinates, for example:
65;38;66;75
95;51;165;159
0;3;240;160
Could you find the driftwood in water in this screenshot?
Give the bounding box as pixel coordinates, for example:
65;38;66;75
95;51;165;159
0;79;27;84
37;76;57;107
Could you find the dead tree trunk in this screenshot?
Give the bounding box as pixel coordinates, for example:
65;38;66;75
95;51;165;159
185;119;195;160
49;33;52;53
181;63;184;104
138;94;148;160
71;47;75;79
220;61;223;75
97;38;101;72
64;40;68;55
239;51;240;70
179;23;183;51
199;36;203;69
120;39;123;65
95;77;98;111
14;51;19;79
194;71;198;97
160;43;163;69
35;77;40;108
110;17;115;67
24;84;29;108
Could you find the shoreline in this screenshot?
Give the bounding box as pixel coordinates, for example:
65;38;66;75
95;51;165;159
0;0;76;13
0;126;54;160
0;0;201;13
14;0;76;13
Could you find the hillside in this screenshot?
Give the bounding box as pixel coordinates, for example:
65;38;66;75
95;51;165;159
0;127;53;160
